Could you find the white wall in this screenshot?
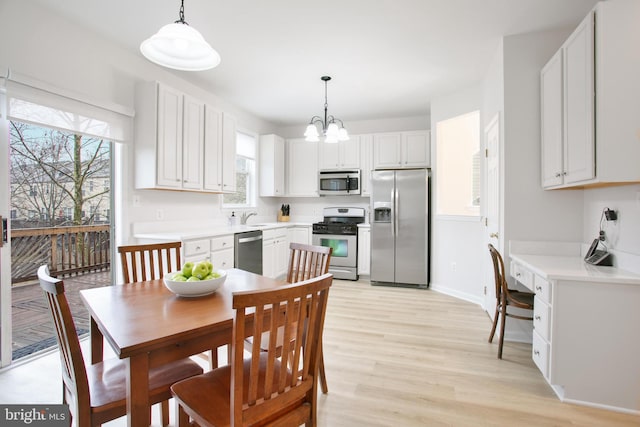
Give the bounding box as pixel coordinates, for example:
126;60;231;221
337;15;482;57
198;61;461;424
0;1;279;247
429;84;484;304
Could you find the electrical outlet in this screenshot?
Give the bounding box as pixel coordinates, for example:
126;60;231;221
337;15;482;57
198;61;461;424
156;209;164;220
451;262;457;272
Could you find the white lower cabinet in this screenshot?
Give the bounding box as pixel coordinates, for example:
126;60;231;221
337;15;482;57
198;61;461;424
183;238;211;264
357;227;370;275
210;235;234;270
262;228;288;279
288;226;311;245
532;330;550;379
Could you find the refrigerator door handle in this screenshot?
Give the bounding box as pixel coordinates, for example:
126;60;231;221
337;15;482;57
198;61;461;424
394;187;399;236
390;187;396;237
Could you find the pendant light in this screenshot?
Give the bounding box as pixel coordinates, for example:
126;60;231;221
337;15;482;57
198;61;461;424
140;0;220;71
304;76;349;143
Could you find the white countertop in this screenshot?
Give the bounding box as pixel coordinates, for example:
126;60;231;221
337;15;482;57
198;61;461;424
510;253;640;285
134;222;311;241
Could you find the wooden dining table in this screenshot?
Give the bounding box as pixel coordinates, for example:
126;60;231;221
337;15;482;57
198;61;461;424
80;268;283;427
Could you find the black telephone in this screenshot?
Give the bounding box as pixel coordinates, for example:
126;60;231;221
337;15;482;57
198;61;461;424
584;238;613;266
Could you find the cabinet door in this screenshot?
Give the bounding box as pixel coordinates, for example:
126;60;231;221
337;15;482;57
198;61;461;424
402;131;430;168
318;142;341;170
563;11;595;185
222;113;237;193
259;134;285;196
203;106;223;191
288;226;310;245
357;227;371;275
182;95;205;190
262;239;275;278
373;133;402;169
275;235;289;279
541;49;565;188
341;137;361;169
287;138;318;196
360;134;373;197
156;85;183;188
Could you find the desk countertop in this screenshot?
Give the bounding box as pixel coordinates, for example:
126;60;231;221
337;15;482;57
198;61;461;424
510;253;640;285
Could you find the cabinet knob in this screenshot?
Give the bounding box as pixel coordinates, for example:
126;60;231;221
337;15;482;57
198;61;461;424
196;246;201;251
535;315;541;321
534;350;540;356
535;286;542;291
489;232;499;238
555;173;562;178
516;272;521;277
562;171;567;176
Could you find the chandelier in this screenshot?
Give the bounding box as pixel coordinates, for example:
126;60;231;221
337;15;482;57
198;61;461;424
304;76;349;143
140;0;221;71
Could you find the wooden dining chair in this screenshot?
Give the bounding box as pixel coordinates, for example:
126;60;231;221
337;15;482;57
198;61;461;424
171;273;333;427
117;241;182;283
37;265;203;427
245;242;332;393
118;241;221;370
487;244;535;359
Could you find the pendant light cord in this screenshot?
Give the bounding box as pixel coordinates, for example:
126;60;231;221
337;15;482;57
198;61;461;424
175;0;188;25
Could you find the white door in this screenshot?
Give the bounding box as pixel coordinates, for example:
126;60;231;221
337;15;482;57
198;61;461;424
483;114;500;315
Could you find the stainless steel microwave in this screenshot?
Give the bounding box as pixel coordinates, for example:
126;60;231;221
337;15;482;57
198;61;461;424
318;170;361;196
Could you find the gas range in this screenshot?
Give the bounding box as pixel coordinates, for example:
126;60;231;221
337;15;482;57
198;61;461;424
312;207;365;235
312;207;365;281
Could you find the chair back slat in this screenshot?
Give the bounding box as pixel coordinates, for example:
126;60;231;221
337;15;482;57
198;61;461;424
117;242;182;283
287;243;332;283
231;273;333;427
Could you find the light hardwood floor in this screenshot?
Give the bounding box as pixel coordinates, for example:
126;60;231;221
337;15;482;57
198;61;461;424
1;279;638;426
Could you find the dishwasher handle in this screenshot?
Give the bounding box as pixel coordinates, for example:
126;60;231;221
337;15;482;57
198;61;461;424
237;235;262;244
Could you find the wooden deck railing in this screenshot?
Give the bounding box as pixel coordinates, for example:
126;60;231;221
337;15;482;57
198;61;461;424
11;225;111;284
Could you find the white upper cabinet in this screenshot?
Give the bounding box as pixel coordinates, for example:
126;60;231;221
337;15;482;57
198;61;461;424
221;113;237;193
541;2;640;189
135;81;235;193
259;134;285;197
286;138;318;197
373;130;430;169
318;136;360;170
359;134;373;197
181;95;205;190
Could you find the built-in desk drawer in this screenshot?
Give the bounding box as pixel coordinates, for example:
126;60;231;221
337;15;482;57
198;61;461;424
511;262;534;290
532;330;549;379
533;296;551;341
533;275;552;304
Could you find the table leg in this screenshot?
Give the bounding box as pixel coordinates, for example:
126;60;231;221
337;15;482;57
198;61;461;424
127;354;151;427
90;318;104;364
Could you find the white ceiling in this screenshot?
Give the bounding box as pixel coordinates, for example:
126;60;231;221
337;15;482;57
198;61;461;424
32;0;597;127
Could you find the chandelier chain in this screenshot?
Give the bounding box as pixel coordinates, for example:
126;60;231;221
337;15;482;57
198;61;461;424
175;0;188;25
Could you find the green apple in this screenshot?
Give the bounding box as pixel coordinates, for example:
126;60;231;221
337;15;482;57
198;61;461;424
187;276;201;282
204;273;214;280
172;274;187;282
212;271;221;278
192;262;209;280
202;260;213;274
181;261;194;278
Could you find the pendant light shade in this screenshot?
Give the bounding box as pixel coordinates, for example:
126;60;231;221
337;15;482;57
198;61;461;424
140;1;220;71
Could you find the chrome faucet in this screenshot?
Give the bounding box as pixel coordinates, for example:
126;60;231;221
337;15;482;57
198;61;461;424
240;211;257;225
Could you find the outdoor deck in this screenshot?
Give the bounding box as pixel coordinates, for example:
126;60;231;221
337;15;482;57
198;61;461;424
11;270;112;360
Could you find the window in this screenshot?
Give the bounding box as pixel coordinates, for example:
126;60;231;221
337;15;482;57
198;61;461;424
435;111;481;217
223;131;256;208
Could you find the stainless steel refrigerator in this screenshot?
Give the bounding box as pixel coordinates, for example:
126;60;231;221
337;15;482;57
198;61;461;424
370;169;429;287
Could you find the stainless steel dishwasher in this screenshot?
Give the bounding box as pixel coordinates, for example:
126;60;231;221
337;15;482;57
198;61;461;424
234;230;263;275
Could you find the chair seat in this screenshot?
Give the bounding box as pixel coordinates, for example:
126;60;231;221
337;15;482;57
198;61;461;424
507;289;534;306
171;353;300;427
88;357;204;410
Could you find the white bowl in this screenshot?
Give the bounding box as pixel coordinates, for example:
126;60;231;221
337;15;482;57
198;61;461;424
163;269;227;297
